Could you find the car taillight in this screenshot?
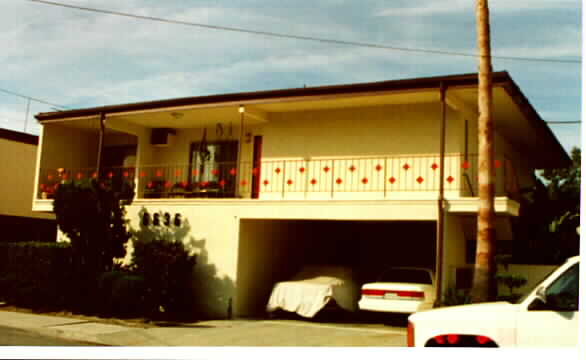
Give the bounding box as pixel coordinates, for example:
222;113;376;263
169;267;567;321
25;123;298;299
362;289;386;296
476;335;490;345
407;321;415;347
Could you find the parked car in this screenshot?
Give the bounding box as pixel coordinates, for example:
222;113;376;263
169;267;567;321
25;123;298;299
358;267;435;314
266;265;359;318
408;256;579;347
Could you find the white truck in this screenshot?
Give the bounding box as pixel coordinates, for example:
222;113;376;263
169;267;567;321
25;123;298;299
407;256;579;347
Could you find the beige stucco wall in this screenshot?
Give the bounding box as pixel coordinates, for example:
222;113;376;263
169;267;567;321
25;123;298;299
0;138;53;219
442;214;467;294
39;124;99;171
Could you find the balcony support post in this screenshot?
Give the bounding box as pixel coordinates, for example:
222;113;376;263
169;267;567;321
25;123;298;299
435;82;447;306
96;112;106;178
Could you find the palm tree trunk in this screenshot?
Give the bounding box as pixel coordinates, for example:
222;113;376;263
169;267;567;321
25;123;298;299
471;0;497;303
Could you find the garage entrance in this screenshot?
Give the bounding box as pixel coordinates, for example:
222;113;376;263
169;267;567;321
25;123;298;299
235;219;436;317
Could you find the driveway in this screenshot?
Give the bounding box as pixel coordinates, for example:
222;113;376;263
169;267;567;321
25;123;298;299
139;318;407;346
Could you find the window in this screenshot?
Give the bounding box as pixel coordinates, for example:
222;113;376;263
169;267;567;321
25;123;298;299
545;263;579;311
189;141;238;196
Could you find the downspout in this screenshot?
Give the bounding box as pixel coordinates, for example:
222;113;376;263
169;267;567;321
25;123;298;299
96;112;106;178
435;82;447;306
236;106;244;197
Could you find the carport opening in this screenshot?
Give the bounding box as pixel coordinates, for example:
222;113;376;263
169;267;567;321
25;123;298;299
235;219;436;318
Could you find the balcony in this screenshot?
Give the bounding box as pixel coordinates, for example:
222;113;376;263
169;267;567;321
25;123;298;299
36;153;520;202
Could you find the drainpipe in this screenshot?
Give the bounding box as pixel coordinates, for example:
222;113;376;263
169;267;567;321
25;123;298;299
435;82;447;306
96;112;106;178
236;106;245;197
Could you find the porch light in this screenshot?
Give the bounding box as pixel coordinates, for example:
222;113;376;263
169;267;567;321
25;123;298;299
239;105;245;113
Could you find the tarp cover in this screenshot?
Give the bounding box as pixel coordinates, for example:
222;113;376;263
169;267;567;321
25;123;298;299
266;266;358;318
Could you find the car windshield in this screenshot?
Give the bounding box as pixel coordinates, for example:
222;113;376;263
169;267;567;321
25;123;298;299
377;268;433;284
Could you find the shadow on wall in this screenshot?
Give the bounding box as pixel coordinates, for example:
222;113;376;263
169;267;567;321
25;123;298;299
125;207;236;320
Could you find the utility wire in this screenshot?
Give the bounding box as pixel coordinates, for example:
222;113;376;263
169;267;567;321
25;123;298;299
545;121;582;124
0;87;68;109
28;0;580;65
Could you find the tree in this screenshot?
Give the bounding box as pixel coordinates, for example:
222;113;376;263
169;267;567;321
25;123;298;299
53;177;134;308
470;0;497;303
512;148;580;264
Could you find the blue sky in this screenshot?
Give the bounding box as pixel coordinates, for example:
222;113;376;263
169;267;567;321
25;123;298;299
0;0;582;152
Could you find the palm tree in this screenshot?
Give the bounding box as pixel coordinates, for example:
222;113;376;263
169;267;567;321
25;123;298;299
470;0;497;302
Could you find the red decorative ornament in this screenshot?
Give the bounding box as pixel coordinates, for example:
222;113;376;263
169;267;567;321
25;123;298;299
416;176;424;184
263;179;269;186
108;172;113;179
53;184;59;190
361;177;368;184
310;178;317;185
47;174;53;180
123;171;129;178
139;171;145;178
192;169;199;176
181;181;188;188
200;181;209;187
375;164;383;172
446;176;455;183
156;170;163;177
147;181;153;189
62;173;68;180
175;169;181;177
252;168;259;175
323;166;330;173
403;163;410;171
389;177;396;184
219;179;226;187
431;163;438;170
349;165;356;172
211;169;219;176
299;167;305;173
39;184;45;190
92;172;97;179
275;168;281;174
287;179;293;185
165;181;171;188
230;168;237;176
336;178;343;185
494;160;501;168
240;180;248;186
462;161;470;170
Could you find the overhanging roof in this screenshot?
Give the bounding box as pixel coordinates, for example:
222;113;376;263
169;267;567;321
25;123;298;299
35;71;570;168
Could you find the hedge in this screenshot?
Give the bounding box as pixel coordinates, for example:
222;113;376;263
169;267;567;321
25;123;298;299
0;242;73;309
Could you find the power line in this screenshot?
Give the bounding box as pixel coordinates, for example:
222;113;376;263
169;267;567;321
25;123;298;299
0;87;68;109
28;0;580;65
545;121;582;124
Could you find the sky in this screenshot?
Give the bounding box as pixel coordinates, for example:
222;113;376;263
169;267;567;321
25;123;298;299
0;0;582;153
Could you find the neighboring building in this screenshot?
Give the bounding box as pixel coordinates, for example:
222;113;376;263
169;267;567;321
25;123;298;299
0;128;56;242
32;72;569;318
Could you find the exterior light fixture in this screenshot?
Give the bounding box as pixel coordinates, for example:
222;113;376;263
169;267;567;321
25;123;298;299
238;105;245;113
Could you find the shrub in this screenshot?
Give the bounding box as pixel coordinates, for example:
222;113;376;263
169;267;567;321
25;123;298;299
131;240;197;320
0;242;73;309
97;270;147;318
440;287;472;307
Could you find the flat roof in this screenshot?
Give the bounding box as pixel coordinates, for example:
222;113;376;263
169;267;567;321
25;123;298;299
34;71;570;167
0;128;38;146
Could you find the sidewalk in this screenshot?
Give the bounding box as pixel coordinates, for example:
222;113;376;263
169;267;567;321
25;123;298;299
0;308;407;346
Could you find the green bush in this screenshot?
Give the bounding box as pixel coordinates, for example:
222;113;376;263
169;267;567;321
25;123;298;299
440;287;472;307
131;240;197;320
0;242;73;309
97;270;147;318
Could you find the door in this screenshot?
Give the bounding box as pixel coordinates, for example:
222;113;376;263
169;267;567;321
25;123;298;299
515;263;579;346
251;136;263;199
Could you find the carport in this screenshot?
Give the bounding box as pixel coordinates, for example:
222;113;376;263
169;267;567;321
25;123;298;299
234;219;436;317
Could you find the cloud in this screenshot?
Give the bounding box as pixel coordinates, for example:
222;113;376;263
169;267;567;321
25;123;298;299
375;0;579;17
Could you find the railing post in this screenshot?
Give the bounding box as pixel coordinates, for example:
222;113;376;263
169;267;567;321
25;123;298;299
281;161;286;199
330;160;335;199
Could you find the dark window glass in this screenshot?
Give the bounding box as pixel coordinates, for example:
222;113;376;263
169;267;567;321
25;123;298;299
377;268;433;284
545;263;579;311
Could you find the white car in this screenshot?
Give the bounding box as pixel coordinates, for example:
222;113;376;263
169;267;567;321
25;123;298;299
358;267;435;314
408;256;579;347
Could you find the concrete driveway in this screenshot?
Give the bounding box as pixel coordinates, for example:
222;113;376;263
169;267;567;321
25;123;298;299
140;318;407;346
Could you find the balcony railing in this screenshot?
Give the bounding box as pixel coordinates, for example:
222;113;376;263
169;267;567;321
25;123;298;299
36;154;520;201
